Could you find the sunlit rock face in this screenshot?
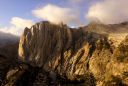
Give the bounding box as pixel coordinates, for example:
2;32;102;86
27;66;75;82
18;21;106;80
84;22;128;47
19;21;73;67
18;21;128;85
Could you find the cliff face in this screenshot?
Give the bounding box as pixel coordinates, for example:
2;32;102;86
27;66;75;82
18;21;128;85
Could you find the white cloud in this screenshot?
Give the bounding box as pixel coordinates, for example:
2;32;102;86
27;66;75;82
0;17;34;36
0;26;22;36
11;17;34;28
86;0;128;24
32;4;80;25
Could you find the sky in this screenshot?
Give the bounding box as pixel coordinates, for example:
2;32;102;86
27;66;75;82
0;0;128;36
0;0;90;25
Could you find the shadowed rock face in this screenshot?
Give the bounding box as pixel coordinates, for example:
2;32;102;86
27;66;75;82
17;21;128;85
0;43;19;85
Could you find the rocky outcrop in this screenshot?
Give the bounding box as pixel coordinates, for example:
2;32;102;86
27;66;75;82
17;21;128;86
18;21;106;81
0;43;19;85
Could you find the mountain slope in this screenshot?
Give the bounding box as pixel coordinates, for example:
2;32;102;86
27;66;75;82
16;21;128;85
84;22;128;34
0;32;19;47
0;21;128;86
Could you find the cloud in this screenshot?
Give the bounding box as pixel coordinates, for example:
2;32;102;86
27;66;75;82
0;17;34;36
86;0;128;24
32;4;80;25
11;17;34;28
0;26;22;36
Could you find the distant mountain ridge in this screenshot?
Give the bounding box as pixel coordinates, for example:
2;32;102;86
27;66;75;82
84;21;128;34
0;32;19;47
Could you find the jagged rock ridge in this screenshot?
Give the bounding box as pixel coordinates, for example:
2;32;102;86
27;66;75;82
0;21;128;86
17;21;128;85
19;21;107;79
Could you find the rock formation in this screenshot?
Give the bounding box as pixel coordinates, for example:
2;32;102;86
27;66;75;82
0;43;19;85
17;21;128;85
0;21;128;86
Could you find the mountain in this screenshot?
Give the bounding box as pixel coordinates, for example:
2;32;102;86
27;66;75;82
84;22;128;34
0;32;19;47
1;21;128;86
0;32;19;85
83;22;128;47
0;32;19;62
